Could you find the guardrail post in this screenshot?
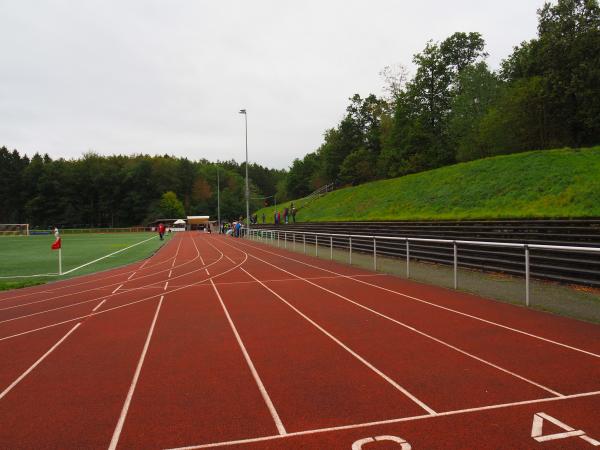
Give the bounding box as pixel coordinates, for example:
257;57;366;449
303;234;306;254
330;236;333;260
406;240;410;278
293;232;296;250
277;231;280;247
315;235;318;257
525;245;530;307
373;237;377;271
349;236;352;265
284;232;287;249
453;241;458;289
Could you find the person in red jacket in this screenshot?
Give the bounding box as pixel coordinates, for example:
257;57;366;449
158;222;166;240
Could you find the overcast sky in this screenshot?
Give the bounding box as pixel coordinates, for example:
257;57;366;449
0;0;543;169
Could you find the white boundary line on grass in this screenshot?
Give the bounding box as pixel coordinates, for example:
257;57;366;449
0;236;158;279
166;389;600;450
237;238;600;360
0;237;245;343
0;236;214;318
61;236;158;275
0;233;180;302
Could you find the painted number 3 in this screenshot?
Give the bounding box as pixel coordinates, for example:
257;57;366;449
532;412;600;446
352;435;411;449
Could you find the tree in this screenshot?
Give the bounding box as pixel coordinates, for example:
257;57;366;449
448;62;503;161
501;0;600;147
339;148;376;185
286;153;320;198
440;32;487;77
477;76;549;155
156;191;185;218
380;63;409;105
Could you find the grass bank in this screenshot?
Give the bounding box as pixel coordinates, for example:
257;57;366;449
255;147;600;223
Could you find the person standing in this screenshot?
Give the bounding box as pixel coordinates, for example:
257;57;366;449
262;212;265;224
158;222;166;241
292;206;297;223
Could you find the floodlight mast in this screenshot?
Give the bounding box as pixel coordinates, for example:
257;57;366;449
217;166;221;233
239;109;250;236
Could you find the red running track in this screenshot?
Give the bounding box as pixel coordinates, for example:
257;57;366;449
0;232;599;449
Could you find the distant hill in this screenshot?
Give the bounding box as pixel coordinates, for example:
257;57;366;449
254;147;600;223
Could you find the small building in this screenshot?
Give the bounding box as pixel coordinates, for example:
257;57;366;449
186;215;211;231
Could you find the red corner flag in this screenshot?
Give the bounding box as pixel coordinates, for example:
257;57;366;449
51;237;62;250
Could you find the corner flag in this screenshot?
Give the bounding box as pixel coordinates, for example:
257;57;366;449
51;237;62;250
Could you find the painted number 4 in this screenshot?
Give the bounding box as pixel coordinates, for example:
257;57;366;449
532;412;600;446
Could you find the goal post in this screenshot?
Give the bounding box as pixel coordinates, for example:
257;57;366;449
0;224;29;236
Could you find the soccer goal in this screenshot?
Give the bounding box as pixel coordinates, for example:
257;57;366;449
0;224;30;236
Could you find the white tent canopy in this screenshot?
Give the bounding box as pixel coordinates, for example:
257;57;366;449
173;219;186;225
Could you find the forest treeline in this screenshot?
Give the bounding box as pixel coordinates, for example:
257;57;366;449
0;150;285;227
283;0;600;199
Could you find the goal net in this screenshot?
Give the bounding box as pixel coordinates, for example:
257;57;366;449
0;224;30;236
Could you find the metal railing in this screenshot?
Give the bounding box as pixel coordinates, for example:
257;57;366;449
245;228;600;307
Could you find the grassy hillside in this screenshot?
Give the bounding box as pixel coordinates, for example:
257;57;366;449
254;147;600;223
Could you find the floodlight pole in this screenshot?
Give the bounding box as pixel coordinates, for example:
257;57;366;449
217;166;221;233
239;109;250;236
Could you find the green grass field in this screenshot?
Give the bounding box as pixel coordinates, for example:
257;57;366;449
0;232;170;290
255;146;600;223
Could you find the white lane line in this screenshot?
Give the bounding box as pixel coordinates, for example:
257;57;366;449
205;269;210;275
0;323;81;400
236;248;563;397
241;268;437;415
92;299;107;312
108;295;164;450
112;284;123;294
209;279;287;435
127;271;137;280
237;239;600;360
168;270;173;278
163;281;169;291
140;259;150;269
0;250;248;344
166;389;600;450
